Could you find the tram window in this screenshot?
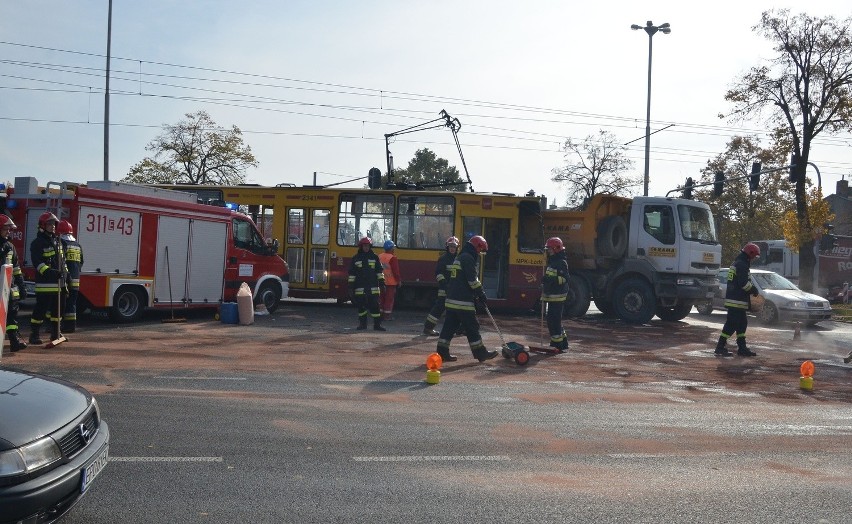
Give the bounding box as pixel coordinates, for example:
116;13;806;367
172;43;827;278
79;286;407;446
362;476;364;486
396;195;454;250
338;193;394;246
518;200;544;253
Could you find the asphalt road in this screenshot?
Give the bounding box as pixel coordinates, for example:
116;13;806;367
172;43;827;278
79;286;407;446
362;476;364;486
3;301;851;523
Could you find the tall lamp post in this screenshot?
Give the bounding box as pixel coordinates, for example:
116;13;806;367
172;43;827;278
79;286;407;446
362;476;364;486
631;20;670;197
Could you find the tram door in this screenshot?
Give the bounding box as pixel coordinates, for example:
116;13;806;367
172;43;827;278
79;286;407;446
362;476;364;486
462;217;510;299
285;207;331;293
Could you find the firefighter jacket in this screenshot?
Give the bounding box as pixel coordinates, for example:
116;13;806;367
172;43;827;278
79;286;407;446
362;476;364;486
348;248;385;295
61;234;84;290
542;250;569;302
445;242;485;312
0;237;26;302
434;250;456;298
724;251;756;310
30;229;66;293
378;252;400;286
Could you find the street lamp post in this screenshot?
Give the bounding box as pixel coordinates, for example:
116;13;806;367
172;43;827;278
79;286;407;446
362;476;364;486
631;20;670;197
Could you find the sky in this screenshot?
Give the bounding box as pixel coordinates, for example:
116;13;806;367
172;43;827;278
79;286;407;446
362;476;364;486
2;0;851;206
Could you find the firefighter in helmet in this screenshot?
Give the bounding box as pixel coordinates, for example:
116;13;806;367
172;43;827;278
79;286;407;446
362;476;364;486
0;215;29;352
437;235;497;362
542;237;569;351
422;236;459;336
715;242;761;357
57;220;83;333
348;236;386;331
29;212;67;344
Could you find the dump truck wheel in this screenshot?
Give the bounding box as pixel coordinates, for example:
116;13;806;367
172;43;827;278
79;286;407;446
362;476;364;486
655;301;694;321
596;216;628;258
564;277;591;318
613;277;655;324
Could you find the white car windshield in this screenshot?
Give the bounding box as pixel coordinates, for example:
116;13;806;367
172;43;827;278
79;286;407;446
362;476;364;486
752;272;798;291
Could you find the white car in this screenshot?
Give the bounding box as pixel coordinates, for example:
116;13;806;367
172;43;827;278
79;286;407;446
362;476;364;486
695;269;833;326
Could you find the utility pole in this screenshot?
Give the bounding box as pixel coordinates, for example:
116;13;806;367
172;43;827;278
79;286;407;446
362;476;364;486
103;0;113;181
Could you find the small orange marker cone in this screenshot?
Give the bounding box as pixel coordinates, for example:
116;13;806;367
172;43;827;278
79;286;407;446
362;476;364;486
799;360;814;391
425;353;442;384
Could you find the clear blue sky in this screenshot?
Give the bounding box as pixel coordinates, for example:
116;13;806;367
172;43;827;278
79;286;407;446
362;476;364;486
1;0;850;204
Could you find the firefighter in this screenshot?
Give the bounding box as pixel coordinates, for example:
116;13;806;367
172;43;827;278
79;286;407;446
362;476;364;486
57;220;83;333
422;236;459;336
437;235;497;363
715;242;761;357
378;240;401;320
348;237;386;331
542;237;569;351
29;212;66;344
0;215;29;352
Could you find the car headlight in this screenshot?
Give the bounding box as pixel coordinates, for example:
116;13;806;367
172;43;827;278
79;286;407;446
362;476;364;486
822;302;832;310
788;301;805;309
0;436;62;477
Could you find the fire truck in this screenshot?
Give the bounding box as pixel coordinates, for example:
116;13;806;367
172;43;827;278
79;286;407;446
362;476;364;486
6;177;289;322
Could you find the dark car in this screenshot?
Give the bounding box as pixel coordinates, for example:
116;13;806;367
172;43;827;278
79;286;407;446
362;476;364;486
0;367;109;523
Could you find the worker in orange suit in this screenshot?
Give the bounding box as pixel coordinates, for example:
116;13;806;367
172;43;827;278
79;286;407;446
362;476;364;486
378;240;401;320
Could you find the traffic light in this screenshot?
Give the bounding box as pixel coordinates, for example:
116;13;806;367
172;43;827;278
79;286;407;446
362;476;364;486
789;153;799;183
682;177;694;200
713;171;725;197
367;167;382;189
748;161;761;192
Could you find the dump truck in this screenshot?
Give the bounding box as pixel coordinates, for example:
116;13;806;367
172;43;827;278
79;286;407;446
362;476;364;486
541;194;722;323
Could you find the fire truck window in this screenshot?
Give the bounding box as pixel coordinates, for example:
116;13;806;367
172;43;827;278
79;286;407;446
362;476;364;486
338;193;394;247
233;218;266;253
396;196;454;250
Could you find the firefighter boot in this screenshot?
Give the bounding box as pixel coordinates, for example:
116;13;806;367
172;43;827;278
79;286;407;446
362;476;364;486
29;325;43;345
9;331;27;352
357;316;368;330
373;317;387;331
472;346;498;362
62;319;76;334
714;337;732;357
736;338;757;357
422;320;439;337
437;344;458;362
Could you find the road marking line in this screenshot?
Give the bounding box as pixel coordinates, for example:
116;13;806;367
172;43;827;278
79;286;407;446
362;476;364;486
110;456;224;462
153;376;247;380
353;455;510;462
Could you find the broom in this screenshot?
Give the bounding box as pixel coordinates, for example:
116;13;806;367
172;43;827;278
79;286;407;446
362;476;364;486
162;246;186;323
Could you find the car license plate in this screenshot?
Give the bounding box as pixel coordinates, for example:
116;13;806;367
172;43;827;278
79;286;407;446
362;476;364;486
81;444;109;493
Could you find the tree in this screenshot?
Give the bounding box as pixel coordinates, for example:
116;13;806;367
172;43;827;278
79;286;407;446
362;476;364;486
723;9;852;290
551;130;638;209
780;187;835;252
123;110;258;185
694;136;795;263
380;148;467;191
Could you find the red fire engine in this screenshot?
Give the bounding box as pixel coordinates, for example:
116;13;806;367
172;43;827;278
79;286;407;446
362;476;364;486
6;178;288;322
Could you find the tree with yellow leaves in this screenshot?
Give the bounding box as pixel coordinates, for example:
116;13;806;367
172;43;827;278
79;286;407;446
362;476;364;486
780;187;835;252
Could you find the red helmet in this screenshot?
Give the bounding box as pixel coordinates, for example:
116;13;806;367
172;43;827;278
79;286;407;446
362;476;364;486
545;237;564;253
358;237;373;247
0;215;16;229
57;220;74;235
38;212;59;229
468;235;488;253
742;242;761;259
446;236;460;247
